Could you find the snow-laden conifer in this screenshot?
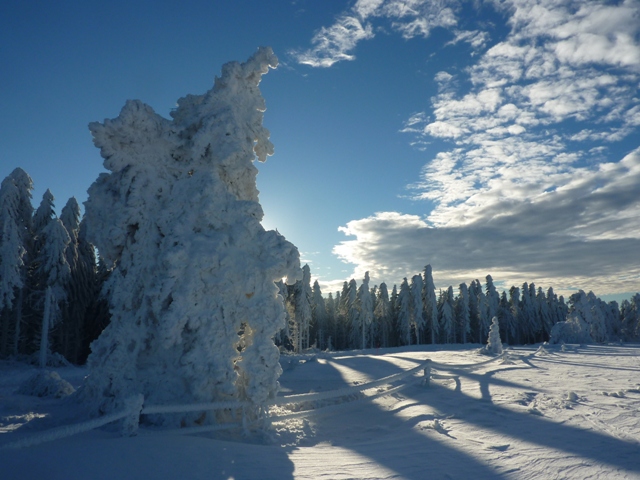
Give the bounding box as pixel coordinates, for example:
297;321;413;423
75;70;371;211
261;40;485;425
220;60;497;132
79;48;300;426
397;278;412;346
410;274;423;344
311;280;327;350
36;218;71;367
456;283;471;344
356;272;373;349
438;285;455;343
422;265;438;344
374;282;392;348
0;169;33;356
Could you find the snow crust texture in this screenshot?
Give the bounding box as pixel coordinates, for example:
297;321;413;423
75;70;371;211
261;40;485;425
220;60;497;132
79;47;300;425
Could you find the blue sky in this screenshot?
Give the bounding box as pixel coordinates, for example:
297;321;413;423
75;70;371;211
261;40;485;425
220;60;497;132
1;0;639;302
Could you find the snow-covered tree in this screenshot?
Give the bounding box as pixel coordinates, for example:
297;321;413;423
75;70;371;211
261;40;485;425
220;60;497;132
345;279;359;349
356;272;373;349
422;265;439;344
438;286;455;343
568;290;606;343
456;283;471;344
536;287;553;341
374;282;392;348
485;317;503;354
468;280;480;342
79;48;301;427
409;274;423;344
509;286;521;344
389;284;398;346
498;290;515;345
324;292;336;350
32;189;55;251
36;218;71;367
396;278;412;346
476;283;489;343
290;264;312;352
520;282;537;343
57;203;99;364
485;275;500;323
310;280;327;350
0;168;34;356
621;294;640;340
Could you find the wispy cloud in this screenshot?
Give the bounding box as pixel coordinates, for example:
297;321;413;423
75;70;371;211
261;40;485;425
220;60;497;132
323;0;640;295
293;0;468;67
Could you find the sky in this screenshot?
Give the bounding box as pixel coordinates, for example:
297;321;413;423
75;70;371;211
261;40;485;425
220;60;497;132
1;0;639;302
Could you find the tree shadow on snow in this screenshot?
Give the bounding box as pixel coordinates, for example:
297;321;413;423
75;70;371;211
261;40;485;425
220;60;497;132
283;353;640;479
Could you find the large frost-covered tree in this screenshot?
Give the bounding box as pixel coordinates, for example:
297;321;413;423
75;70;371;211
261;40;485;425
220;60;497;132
79;48;300;427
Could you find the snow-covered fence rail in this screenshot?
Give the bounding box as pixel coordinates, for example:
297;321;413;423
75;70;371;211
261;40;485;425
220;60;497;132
1;395;144;450
428;351;507;371
2;351;516;449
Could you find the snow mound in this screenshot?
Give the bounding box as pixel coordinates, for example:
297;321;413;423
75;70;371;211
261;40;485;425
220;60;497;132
16;370;75;398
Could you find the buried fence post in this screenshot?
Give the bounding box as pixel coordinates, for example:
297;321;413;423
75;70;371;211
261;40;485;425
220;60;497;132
423;359;432;387
121;394;144;436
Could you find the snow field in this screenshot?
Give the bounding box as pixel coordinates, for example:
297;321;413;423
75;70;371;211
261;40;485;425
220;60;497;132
2;343;640;479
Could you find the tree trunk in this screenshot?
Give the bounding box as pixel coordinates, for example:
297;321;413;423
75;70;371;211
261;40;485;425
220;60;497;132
39;287;52;368
12;288;23;356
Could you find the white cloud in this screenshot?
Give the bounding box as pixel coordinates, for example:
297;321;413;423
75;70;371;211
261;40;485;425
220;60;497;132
295;0;463;67
334;149;640;295
295;15;375;68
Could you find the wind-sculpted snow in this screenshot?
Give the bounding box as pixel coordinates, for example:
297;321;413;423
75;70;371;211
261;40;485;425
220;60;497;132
79;47;301;427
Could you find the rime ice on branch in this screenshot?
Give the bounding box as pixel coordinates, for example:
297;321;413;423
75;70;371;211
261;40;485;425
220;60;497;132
79;47;301;426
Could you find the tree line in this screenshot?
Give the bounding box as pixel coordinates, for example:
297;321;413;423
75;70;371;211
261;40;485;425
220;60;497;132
0;168;108;364
1;168;639;364
278;266;640;353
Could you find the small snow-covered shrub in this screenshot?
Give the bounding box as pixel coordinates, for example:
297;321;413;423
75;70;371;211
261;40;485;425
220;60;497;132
549;315;593;344
16;370;75;398
482;317;503;355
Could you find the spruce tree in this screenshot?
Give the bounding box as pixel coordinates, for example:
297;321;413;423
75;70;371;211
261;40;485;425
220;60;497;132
456;282;471;344
310;280;327;350
397;278;412;346
422;265;439;344
374;282;392;348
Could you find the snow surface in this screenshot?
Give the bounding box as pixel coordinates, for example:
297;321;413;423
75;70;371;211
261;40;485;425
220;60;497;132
2;343;640;479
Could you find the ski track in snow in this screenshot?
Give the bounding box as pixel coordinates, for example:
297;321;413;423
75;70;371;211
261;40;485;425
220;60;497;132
2;344;640;479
